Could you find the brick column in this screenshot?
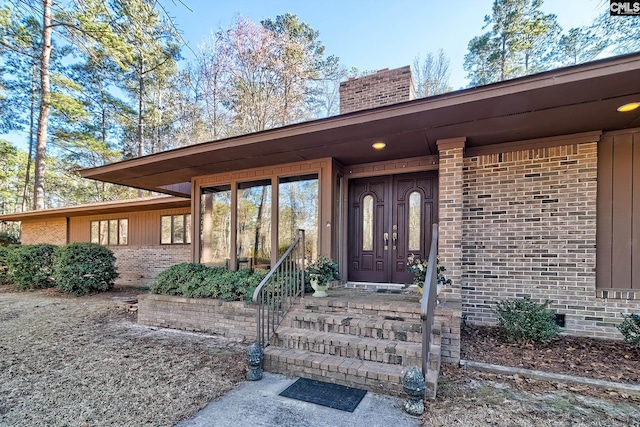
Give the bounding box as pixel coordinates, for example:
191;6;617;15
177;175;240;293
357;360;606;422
436;137;465;302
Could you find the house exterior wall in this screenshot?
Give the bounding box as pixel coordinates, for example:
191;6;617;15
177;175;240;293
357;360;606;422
339;66;414;114
110;245;191;287
20;218;67;245
461;139;639;339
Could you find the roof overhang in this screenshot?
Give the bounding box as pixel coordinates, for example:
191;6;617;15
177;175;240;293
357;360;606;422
0;196;191;222
80;53;640;196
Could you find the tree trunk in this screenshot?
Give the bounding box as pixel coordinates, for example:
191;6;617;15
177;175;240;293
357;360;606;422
137;57;144;197
22;64;37;211
33;0;53;210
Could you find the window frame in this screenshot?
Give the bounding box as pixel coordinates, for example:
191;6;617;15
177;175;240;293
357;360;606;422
90;218;128;246
160;214;191;245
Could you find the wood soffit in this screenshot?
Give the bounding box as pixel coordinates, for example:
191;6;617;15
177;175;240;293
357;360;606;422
79;53;640;194
0;197;191;221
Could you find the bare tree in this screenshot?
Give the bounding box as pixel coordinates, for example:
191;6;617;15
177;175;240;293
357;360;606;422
412;49;452;97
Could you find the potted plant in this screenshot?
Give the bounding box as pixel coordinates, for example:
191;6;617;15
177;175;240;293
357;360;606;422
305;256;340;297
404;253;451;296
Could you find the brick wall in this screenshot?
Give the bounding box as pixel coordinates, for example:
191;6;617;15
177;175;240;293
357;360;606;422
111;245;191;287
339;66;414;114
462;142;640;338
138;294;257;342
20;218;67;245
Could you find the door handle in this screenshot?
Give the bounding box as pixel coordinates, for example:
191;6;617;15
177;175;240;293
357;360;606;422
383;232;389;250
392;232;397;250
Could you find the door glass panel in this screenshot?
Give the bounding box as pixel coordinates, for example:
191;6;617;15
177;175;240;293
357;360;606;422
362;195;374;251
200;185;232;266
237;179;272;270
278;174;318;259
408;191;421;251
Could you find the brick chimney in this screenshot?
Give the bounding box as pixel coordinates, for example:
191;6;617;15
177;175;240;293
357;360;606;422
339;66;415;115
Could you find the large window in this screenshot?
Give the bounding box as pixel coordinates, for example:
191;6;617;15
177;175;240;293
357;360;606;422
199;172;320;271
161;214;191;245
90;219;128;245
279;174;319;258
237;179;272;270
200;185;232;266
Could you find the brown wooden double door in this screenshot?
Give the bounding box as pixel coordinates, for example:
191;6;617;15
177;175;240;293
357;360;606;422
348;172;437;284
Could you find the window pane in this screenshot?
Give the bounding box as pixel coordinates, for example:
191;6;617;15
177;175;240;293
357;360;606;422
99;221;108;245
408;191;422;251
172;215;184;244
90;221;99;244
237;180;272;270
200;185;232;267
119;219;128;245
161;216;171;244
108;219;118;245
362;195;374;251
185;215;191;244
278;174;318;259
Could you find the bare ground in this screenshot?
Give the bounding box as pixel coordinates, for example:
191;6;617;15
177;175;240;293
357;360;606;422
0;288;247;427
3;288;640;427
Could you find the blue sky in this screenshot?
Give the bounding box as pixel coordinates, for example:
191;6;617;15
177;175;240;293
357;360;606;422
165;0;605;89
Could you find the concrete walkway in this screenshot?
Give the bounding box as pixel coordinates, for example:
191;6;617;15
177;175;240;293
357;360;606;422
176;373;422;427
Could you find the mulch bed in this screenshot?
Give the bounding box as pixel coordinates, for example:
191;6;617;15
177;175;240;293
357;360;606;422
461;325;640;384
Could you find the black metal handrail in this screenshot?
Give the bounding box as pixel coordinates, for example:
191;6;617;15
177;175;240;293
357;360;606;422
421;223;439;377
252;229;305;348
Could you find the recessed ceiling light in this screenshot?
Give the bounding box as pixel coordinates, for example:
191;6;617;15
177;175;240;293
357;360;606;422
617;102;640;112
372;142;386;150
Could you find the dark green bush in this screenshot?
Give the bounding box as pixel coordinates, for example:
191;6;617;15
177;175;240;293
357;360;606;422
151;263;266;302
149;263;209;295
0;231;19;246
494;296;560;344
0;245;18;285
617;314;640;346
6;244;57;290
53;242;118;296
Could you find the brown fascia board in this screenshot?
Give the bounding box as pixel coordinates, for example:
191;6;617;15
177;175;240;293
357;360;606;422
80;52;640;181
0;196;191;222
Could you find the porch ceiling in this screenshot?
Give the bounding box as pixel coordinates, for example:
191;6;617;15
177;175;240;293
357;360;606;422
80;53;640;196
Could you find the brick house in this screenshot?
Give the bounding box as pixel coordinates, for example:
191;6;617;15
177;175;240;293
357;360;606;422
0;197;191;287
2;53;640;345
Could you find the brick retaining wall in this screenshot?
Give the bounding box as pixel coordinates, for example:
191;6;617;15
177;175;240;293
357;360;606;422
138;294;257;342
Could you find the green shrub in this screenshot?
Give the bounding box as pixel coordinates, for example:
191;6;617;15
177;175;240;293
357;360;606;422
0;231;19;246
53;243;118;296
6;244;57;290
617;314;640;346
151;263;267;302
494;296;560;344
150;263;209;295
0;245;18;285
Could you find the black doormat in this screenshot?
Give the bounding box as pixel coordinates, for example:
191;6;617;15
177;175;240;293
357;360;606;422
279;378;367;412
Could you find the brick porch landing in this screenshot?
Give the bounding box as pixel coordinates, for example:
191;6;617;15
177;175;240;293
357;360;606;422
263;288;461;397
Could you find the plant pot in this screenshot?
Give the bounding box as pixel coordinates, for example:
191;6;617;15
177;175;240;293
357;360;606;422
310;276;328;298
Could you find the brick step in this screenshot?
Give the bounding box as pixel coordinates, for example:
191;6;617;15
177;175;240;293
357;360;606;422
263;346;408;396
274;327;422;366
286;311;423;342
300;298;421;320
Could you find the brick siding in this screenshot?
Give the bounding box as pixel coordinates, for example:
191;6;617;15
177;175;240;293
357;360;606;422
138;294;257;342
20;218;67;245
111;245;191;287
462;142;639;338
339;66;414;114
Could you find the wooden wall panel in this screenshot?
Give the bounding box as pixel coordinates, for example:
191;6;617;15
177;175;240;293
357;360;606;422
68;207;189;246
598;130;640;290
